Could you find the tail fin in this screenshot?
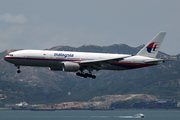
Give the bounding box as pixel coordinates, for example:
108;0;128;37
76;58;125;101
137;31;166;58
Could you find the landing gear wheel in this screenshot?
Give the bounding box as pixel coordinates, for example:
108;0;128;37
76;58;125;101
92;75;96;79
83;75;87;78
17;69;21;74
76;72;80;76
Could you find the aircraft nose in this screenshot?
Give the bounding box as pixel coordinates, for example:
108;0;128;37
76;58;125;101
4;55;12;62
4;56;8;61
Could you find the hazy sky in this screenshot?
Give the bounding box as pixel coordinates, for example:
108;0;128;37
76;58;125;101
0;0;179;55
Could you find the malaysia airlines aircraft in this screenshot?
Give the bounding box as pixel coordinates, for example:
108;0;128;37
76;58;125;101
4;32;168;79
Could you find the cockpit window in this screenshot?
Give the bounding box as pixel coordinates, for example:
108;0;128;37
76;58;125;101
9;54;13;56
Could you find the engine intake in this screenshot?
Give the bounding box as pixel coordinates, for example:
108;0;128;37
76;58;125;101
62;62;80;72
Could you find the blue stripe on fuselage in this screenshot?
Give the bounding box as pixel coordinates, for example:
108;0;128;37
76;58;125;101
110;63;139;69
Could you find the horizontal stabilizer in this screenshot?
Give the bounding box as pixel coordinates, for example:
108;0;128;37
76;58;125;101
144;59;171;64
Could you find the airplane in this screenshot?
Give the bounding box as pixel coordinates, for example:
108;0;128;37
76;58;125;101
4;31;169;79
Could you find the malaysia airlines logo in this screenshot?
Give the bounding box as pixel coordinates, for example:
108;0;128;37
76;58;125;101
146;42;159;53
54;53;74;58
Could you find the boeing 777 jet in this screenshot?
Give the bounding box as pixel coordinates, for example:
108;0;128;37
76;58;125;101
4;32;168;79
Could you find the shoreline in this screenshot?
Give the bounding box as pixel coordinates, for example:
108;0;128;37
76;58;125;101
1;107;180;111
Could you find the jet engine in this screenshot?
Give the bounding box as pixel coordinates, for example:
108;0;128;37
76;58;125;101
62;62;80;72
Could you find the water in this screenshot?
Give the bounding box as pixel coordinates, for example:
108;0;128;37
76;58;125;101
0;110;179;120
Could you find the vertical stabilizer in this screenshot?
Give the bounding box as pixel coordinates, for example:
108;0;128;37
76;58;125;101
137;31;166;58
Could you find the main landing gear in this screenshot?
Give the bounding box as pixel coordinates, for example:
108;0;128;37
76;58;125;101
15;65;21;74
76;72;96;79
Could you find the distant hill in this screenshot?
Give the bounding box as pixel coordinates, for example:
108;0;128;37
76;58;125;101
0;44;180;104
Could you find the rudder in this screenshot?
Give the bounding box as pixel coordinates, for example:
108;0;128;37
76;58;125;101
137;31;166;58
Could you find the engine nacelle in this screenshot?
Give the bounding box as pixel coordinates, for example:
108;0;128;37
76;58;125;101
62;62;80;72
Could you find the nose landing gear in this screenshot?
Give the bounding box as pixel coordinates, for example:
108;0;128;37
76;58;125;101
15;65;21;74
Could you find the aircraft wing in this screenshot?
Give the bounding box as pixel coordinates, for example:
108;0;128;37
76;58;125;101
79;55;131;70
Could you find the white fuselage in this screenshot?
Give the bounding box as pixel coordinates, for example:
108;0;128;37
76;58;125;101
4;49;159;71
